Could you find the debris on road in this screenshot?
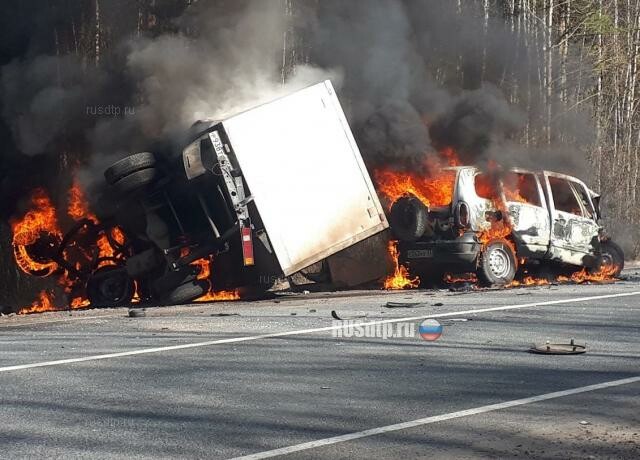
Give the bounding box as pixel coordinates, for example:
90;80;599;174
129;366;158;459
384;301;428;309
128;308;146;318
529;339;586;354
331;310;367;320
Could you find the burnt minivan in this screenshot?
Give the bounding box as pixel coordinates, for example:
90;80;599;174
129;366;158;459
389;166;624;286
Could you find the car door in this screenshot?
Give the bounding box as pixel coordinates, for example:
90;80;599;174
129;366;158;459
502;171;551;254
543;172;600;265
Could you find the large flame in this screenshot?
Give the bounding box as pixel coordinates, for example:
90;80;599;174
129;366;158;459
383;240;419;290
191;256;241;301
19;290;57;315
557;264;619;284
374;152;459;209
12;177;131;313
11;189;62;277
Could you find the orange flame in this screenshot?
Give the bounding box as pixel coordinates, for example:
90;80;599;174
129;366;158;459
12;177;131;313
375;168;456;209
68;179;97;222
508;276;550;287
19;290;57;315
557;264;618;284
444;272;478;284
11;189;62;277
375;152;459;209
191;257;241;301
383;240;419;290
196;290;241;302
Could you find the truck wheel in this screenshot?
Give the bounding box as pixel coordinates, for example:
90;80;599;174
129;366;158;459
104;152;157;185
112;168;158;195
597;240;624;277
165;280;208;305
477;239;517;287
389;195;428;242
86;266;134;308
151;266;198;297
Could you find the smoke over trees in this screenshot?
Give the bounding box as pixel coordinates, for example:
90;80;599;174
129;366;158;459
0;0;639;306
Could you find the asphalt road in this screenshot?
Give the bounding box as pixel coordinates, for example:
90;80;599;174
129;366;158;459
1;273;639;459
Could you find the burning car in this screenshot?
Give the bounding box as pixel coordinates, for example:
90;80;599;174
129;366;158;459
385;166;624;287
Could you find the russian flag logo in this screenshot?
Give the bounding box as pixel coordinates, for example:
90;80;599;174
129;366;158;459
419;319;443;341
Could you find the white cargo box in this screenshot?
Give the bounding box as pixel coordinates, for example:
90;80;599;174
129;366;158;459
221;80;388;276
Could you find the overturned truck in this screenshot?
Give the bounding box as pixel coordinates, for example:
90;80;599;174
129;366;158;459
89;81;389;305
390;166;624;286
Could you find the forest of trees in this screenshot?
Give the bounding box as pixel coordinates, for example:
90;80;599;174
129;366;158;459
1;0;639;306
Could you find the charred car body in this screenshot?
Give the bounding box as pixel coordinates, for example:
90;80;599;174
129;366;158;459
389;166;624;286
85;81;388;306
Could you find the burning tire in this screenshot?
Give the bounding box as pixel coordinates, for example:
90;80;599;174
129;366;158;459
112;168;158;195
165;280;208;305
86;265;135;308
104;152;157;185
477;239;517;287
596;240;624;277
389;195;428;242
13;232;61;277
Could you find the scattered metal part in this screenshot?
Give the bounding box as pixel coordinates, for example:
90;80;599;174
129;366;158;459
529;338;586;355
128;308;146;318
432;302;444;306
384;301;427;309
290;312;297;316
331;310;367;320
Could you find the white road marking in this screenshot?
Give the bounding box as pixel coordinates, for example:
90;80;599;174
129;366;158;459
230;376;640;460
0;291;638;373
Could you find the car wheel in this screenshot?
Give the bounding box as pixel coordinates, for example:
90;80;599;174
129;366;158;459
597;240;624;277
165;280;208;305
86;266;134;308
389;195;428;242
104;152;157;185
477;239;517;287
112;168;158;195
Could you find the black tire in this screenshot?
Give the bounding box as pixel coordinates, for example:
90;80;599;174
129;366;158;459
165;280;208;305
389;195;428;242
597;240;624;277
151;266;198;297
105;152;157;185
86;266;134;308
477;239;517;287
112;168;158;195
